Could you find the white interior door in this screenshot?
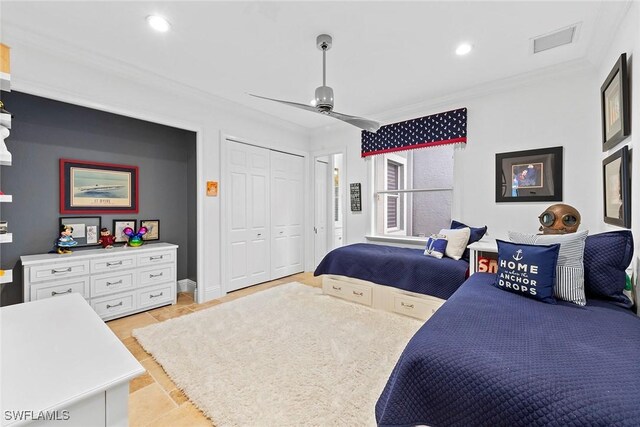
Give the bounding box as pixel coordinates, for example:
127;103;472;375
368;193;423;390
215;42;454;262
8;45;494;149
227;141;271;292
314;160;329;267
270;151;304;279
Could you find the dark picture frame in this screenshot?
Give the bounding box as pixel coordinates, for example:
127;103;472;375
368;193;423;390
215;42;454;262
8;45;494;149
141;219;160;241
602;145;631;228
601;53;630;152
60;159;139;214
495;147;563;203
59;216;102;247
113;219;137;243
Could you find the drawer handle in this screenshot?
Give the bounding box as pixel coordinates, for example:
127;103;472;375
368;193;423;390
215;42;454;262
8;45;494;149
401;302;414;309
149;292;164;298
106;279;123;286
149;255;164;261
332;285;342;291
106;302;123;309
352;291;363;297
150;272;164;279
51;288;72;296
106;261;123;267
51;267;72;274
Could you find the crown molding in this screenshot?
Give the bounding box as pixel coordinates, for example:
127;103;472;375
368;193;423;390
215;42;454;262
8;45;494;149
313;57;596;135
584;0;634;68
2;22;312;137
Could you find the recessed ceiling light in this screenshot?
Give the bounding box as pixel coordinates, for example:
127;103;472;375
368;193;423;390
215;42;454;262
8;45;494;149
147;15;171;32
455;43;473;56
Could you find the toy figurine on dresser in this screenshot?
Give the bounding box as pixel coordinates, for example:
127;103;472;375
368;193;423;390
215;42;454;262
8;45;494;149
98;228;116;249
123;226;147;247
55;224;78;254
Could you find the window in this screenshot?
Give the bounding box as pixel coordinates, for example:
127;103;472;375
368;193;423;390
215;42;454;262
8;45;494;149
372;146;454;239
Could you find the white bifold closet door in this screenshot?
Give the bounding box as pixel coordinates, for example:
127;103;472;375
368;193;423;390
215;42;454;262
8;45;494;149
227;142;271;292
226;141;304;293
270;151;304;279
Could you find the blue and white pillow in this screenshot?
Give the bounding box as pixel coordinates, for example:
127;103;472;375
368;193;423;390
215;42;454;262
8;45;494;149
424;234;448;259
509;230;588;306
494;240;560;304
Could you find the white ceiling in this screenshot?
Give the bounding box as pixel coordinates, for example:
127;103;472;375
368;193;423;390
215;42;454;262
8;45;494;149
0;1;630;129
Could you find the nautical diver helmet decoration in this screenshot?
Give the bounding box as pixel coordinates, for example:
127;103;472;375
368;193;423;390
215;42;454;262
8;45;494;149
538;204;581;235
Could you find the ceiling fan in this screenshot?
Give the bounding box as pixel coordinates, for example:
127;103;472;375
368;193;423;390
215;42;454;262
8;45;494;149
250;34;381;133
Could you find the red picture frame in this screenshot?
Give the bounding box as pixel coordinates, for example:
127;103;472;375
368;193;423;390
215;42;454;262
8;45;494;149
60;159;139;214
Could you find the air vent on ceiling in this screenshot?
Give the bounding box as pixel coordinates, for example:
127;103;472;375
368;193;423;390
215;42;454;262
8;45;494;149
532;24;579;54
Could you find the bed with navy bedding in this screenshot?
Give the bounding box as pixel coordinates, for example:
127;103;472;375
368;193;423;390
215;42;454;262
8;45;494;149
376;272;640;426
314;243;469;300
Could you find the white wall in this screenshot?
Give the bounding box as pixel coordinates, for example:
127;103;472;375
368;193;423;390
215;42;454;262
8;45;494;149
594;2;639;290
312;65;603;245
7;36;312;301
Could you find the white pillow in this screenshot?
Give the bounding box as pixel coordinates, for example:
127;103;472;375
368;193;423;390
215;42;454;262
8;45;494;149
438;227;471;260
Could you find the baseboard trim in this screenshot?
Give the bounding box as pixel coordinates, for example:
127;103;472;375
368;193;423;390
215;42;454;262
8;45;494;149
203;286;223;303
178;279;197;293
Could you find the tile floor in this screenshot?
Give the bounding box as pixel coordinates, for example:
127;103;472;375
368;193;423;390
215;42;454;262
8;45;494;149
107;272;322;427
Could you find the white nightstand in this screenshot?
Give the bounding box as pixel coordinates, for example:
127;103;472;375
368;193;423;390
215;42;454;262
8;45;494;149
468;239;498;275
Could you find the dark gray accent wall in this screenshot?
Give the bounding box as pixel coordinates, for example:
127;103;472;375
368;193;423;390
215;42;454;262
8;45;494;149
0;92;197;306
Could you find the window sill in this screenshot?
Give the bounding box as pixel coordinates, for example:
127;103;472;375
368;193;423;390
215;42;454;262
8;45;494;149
365;235;427;247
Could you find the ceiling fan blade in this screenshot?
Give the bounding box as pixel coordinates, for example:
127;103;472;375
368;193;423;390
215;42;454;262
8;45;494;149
249;93;318;113
328;110;381;133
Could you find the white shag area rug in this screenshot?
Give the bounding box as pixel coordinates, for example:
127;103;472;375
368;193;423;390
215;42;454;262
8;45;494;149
133;282;422;427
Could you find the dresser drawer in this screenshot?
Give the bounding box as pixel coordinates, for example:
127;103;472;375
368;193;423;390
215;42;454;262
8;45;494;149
324;278;372;306
138;266;174;287
29;260;90;283
138;283;174;309
91;271;136;298
137;250;174;267
90;254;136;274
92;291;136;319
31;277;90;301
392;293;443;320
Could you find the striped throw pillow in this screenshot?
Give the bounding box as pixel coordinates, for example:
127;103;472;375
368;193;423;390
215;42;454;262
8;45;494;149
508;230;588;306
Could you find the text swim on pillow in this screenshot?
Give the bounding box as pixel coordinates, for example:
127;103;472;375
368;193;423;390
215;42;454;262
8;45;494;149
494;240;560;304
424;234;448;259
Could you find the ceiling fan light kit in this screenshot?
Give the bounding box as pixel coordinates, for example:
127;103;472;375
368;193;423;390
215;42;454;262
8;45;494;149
250;34;380;133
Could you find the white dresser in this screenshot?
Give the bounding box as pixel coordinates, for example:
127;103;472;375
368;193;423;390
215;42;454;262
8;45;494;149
21;243;178;321
1;293;145;426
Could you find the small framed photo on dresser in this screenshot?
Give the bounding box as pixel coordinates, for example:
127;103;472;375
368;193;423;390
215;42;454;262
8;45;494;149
141;219;160;241
113;219;137;243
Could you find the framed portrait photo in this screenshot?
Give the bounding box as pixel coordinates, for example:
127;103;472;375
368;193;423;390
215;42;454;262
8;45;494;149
141;219;160;241
601;53;630;152
59;216;101;247
60;159;139;214
495;147;563;203
602;145;631;228
113;219;137;243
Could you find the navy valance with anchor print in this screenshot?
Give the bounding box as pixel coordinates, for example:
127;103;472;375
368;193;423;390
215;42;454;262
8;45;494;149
361;107;467;157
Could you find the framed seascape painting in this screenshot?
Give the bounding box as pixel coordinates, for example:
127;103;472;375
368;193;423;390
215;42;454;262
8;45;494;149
113;219;137;243
602;145;630;228
601;53;630;152
60;159;139;214
59;216;101;247
495;147;563;203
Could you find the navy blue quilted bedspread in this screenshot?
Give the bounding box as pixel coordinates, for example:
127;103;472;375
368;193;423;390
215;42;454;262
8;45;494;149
376;273;640;427
314;243;469;300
